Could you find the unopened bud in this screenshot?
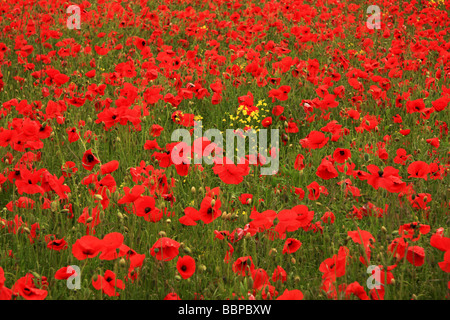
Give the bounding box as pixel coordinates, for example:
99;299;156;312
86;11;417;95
158;231;166;237
94;194;103;201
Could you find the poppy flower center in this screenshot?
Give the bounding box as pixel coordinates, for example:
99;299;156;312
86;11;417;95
144;207;151;213
87;154;94;162
339;150;345;155
106;277;113;282
181;265;187;271
112;115;117;120
378;170;384;177
207;207;213;214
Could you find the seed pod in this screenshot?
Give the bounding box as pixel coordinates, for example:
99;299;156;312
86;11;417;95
158;231;166;237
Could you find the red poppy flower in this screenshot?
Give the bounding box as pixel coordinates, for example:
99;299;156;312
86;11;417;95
198;196;222;224
438;251;450;273
272;266;287;283
406;246;425;267
321;211;335;224
133;196;160;221
46;237;68;251
282;238;302;254
164;292;181;300
100;160;119;174
345;282;369;300
72;235;104;260
150;237;180;261
99;232;124;260
54;266;78;280
150;124;164;137
92;270;125;297
316;158;339;180
272;105;284;116
12;274;48;300
276;289;304;300
212;157;250;185
0;267;12;300
407;161;430;180
177;255;196;279
61;161;78;177
300;131;329;149
332;148;351;163
294;154;305;171
399;222;430;241
82;149;100;171
232;256;255;276
251;268;270;289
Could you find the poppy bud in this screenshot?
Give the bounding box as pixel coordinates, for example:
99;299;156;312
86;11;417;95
199;264;207;272
4;159;9;165
198;187;204;194
51;201;58;212
31;271;41;279
87;117;92;124
269;248;277;256
113;191;120;202
210;199;216;207
221;211;227;219
291;258;296;264
175;275;182;281
412;294;418;300
165;219;171;224
60;208;69;213
23;227;31;234
364;153;370;161
245;232;252;240
381;226;387;233
183;247;192;254
247;277;253;289
246;198;252;205
119;258;127;268
117;211;124;219
86;217;93;223
94;194;103;201
158;231;166;237
123;226;129;233
294;276;301;283
191;187;196;194
106;189;111;198
390;279;395;285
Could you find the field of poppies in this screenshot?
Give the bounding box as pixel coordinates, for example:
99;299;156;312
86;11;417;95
0;0;449;301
